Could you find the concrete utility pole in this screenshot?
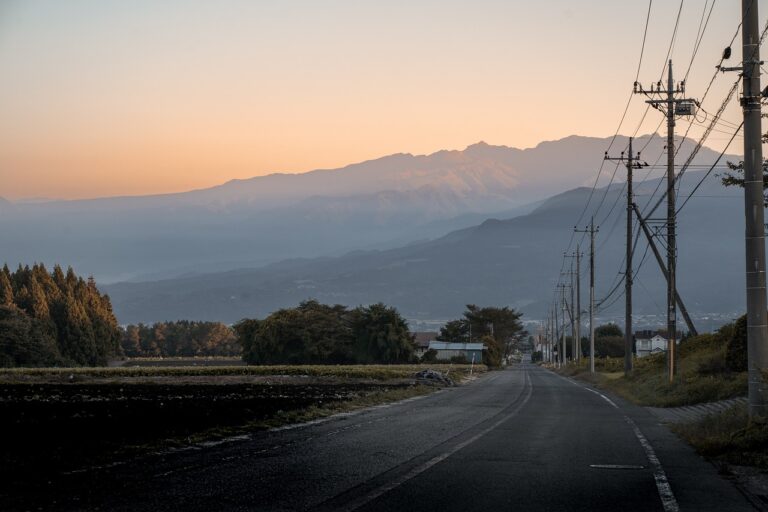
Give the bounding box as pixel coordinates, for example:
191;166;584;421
575;246;582;361
564;251;582;361
634;61;696;383
741;0;768;418
605;137;647;376
546;313;551;363
575;219;598;373
561;284;568;365
554;300;560;367
632;204;698;336
561;267;575;361
569;268;576;361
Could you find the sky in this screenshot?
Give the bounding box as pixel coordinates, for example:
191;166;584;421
0;0;754;200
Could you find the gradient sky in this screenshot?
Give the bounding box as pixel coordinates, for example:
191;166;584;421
0;0;751;200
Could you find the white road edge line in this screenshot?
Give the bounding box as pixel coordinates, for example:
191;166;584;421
340;370;533;512
562;376;680;512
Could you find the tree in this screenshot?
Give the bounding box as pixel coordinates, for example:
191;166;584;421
720;160;768;206
725;314;747;372
350;303;414;363
593;323;624;358
595;336;624;358
236;301;414;365
121;325;142;357
438;305;526;368
0;264;121;366
0;306;61;367
0;271;13;306
479;334;502;367
437;320;469;343
234;318;261;361
595;323;622;338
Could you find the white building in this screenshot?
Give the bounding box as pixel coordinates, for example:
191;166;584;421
427;342;485;363
636;334;668;358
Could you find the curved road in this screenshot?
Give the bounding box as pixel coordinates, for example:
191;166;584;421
12;365;755;511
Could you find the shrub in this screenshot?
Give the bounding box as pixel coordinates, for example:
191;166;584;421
725;315;747;372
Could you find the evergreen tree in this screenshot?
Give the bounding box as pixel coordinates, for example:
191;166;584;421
0;263;121;366
0;271;13;306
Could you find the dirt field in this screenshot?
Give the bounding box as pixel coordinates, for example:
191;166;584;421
0;364;483;486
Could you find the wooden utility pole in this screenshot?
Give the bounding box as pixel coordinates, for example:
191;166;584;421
605;137;647;376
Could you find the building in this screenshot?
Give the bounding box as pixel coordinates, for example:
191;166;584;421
635;334;668;358
412;332;438;358
427;341;485;363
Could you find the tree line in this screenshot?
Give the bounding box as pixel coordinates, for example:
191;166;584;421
120;320;240;357
235;300;414;364
0;264;121;367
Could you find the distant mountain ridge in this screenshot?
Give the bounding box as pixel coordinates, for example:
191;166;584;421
104;163;747;326
1;135;738;284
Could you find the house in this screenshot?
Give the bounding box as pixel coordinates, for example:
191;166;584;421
635;334;668;358
427;341;485;363
412;332;438;358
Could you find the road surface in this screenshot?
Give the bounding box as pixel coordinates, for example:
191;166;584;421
9;365;756;511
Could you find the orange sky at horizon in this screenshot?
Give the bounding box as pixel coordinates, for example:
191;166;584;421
0;0;749;200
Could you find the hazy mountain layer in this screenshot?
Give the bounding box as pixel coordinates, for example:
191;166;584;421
0;135;730;283
105;164;747;326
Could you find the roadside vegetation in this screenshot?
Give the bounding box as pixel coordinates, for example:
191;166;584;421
555;317;768;470
672;403;768;470
557;320;747;407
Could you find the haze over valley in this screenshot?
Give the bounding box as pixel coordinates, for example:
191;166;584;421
1;133;738;326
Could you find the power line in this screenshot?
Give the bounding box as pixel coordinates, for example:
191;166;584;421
684;0;717;81
636;0;654;82
676;121;743;214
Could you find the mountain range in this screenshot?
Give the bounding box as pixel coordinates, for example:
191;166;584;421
3;134;745;327
1;135;732;285
103;162;745;326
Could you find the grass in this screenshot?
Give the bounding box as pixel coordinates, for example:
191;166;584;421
557;334;747;407
672;403;768;470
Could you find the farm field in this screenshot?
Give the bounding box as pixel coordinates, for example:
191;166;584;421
0;364;483;492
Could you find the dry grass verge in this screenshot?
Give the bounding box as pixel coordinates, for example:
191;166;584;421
555;334;746;407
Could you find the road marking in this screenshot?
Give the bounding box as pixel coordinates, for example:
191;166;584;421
589;464;645;470
579;385;680;512
337;371;533;512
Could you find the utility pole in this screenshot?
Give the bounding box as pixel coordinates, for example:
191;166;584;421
741;0;768;417
575;219;598;373
546;313;551;363
554;299;560;368
632;204;698;336
634;61;696;382
561;284;568;365
605;137;647;376
570;268;576;361
561;268;575;362
564;251;582;361
575;246;582;362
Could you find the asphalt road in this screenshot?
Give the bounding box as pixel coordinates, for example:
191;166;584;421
11;365;756;511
